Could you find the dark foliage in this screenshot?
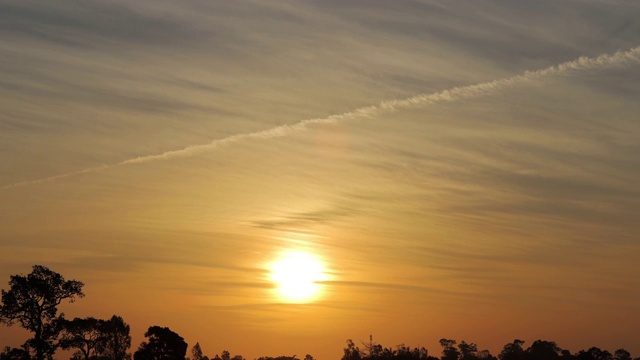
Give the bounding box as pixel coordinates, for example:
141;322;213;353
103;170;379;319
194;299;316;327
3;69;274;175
0;265;84;360
0;346;31;360
100;315;132;360
340;339;637;360
134;326;187;360
59;315;131;360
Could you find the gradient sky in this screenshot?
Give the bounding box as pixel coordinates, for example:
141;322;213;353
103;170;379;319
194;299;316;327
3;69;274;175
1;1;640;359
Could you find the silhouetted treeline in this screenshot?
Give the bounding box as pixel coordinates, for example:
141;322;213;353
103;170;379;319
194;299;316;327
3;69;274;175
340;338;639;360
1;266;639;360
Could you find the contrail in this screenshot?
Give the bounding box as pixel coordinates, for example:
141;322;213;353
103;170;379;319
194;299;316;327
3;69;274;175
2;46;639;190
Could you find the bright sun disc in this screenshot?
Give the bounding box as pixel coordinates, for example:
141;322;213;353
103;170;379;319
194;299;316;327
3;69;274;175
269;250;328;303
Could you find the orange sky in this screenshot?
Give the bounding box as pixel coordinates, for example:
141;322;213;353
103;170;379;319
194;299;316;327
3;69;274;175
1;1;640;359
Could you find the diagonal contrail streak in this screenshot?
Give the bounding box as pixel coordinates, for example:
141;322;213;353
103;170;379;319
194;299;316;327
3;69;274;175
2;46;639;190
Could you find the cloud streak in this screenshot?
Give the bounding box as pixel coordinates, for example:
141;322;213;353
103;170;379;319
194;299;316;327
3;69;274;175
2;46;638;190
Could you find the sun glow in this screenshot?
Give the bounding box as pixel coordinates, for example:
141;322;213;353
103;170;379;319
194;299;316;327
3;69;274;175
269;250;329;303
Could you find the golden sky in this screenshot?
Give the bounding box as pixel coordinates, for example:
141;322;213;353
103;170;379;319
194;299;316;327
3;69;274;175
1;1;640;359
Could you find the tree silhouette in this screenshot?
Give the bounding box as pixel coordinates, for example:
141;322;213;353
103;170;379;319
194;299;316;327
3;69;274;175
576;348;613;360
59;317;106;360
526;340;561;360
0;346;31;360
393;344;431;360
134;326;187;360
254;356;295;360
439;339;460;360
614;350;631;360
458;342;478;360
499;340;526;360
59;315;131;360
343;340;362;360
478;350;497;360
0;265;84;360
211;350;244;360
100;315;132;360
190;343;209;360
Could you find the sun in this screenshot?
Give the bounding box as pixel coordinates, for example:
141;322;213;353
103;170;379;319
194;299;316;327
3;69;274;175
269;250;329;303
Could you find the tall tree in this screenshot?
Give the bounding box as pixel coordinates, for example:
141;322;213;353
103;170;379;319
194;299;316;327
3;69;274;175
459;342;478;360
0;265;84;360
133;326;187;360
100;315;132;360
190;343;209;360
343;340;362;360
439;339;459;360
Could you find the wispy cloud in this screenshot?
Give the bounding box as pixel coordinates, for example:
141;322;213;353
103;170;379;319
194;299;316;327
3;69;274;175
0;0;206;48
2;46;638;191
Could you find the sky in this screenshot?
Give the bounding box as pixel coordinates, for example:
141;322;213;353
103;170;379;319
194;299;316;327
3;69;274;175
1;0;640;359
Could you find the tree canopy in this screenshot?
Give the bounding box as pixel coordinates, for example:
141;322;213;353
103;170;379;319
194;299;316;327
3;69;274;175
134;326;188;360
0;265;84;360
59;315;131;360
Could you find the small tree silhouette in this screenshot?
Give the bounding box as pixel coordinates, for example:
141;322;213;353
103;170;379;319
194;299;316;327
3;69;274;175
134;326;187;360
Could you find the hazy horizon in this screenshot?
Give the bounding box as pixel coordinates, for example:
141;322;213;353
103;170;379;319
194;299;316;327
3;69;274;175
1;1;639;359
